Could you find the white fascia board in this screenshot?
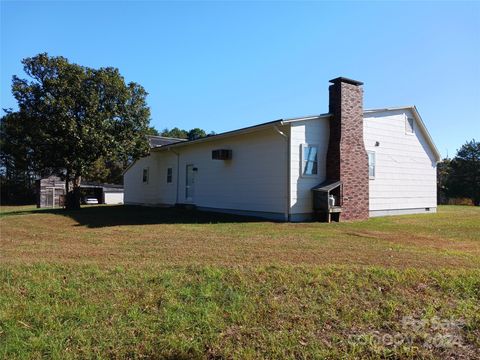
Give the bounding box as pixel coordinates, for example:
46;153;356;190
148;106;441;162
153;120;285;151
281;113;332;124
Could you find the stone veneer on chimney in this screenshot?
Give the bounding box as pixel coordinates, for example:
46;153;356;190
326;77;369;220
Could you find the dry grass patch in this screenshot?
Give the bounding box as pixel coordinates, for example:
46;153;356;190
1;205;479;269
1;204;479;359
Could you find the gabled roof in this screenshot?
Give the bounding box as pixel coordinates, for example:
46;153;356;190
364;106;441;162
152;106;440;163
126;106;439;170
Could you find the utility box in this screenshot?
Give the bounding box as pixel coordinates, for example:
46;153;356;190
312;180;343;222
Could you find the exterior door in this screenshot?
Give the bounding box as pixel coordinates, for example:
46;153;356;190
186;164;195;202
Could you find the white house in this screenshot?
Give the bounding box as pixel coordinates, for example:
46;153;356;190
124;77;440;222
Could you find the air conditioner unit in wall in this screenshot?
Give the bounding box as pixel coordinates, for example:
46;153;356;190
212;149;232;160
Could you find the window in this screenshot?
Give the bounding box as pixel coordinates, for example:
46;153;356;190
142;168;149;183
166;167;173;183
368;151;376;179
406;116;414;134
302;145;318;176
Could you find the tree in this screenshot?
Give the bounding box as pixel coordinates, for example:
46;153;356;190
145;126;159;136
447;139;480;205
10;53;151;209
187;128;207;141
160;127;213;140
0;111;36;204
82;156;126;185
161;127;188;139
436;158;451;205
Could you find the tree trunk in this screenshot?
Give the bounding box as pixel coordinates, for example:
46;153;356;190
72;175;81;209
65;170;70;194
65;172;81;210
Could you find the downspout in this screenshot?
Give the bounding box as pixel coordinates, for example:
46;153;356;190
168;147;180;204
274;125;291;222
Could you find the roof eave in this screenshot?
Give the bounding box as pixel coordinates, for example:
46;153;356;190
156;113;336;152
282;113;332;123
410;106;441;162
154;119;286;151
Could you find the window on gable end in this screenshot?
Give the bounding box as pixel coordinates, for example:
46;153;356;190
406;116;414;134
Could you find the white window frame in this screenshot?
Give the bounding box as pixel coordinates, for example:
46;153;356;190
405;116;414;135
301;144;319;177
142;167;149;184
368;151;376;179
166;167;173;183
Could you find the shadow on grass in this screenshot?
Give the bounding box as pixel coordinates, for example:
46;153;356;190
1;205;266;228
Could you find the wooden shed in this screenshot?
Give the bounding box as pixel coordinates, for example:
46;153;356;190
36;176;124;208
36;176;66;208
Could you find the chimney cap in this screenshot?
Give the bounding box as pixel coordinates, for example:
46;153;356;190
329;77;364;86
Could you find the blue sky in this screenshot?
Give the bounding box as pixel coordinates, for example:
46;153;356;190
1;1;479;157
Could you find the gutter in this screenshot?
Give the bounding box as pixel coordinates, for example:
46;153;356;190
160;120;284;150
274;125;290;222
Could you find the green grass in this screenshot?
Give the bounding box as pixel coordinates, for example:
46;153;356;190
1;205;479;359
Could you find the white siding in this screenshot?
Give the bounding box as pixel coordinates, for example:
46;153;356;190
123;151;177;205
104;192;124;204
124;127;289;218
364;109;437;213
289;118;330;215
124;109;437;220
174;127;288;216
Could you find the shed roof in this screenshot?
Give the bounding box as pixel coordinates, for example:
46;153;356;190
312;180;342;192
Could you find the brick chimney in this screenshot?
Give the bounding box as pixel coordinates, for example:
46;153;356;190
326;77;369;220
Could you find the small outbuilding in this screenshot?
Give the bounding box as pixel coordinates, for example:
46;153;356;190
36;176;66;208
80;182;124;205
36;176;124;208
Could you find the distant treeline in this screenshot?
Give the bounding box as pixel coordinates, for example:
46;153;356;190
437;139;479;206
158;127;216;140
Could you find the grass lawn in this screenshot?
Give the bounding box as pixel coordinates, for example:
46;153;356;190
1;205;479;359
